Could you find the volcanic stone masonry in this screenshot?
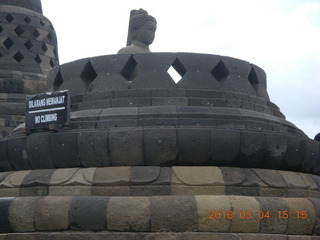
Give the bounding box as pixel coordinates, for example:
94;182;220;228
1;2;320;240
0;0;59;140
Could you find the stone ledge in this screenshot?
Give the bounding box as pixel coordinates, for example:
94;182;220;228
0;195;318;235
1;167;320;198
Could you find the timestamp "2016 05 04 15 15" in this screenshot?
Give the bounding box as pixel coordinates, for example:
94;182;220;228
208;210;308;220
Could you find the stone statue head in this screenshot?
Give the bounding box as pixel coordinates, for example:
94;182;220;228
129;9;157;46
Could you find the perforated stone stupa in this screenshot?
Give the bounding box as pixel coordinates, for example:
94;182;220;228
1;2;320;240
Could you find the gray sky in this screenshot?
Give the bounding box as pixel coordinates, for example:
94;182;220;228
42;0;320;139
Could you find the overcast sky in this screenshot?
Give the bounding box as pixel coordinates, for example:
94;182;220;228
41;0;320;139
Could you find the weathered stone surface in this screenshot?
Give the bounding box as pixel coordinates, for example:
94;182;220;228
307;198;320;235
20;169;55;196
183;233;238;240
92;167;130;196
47;233;90;240
50;132;81;168
5;233;50;240
282;198;315;235
238;234;287;240
9;197;39;232
7;136;29;170
253;169;287;188
26;133;54;169
172;166;224;185
265;133;287;169
109;128;143;165
196;195;231;232
220;167;246;185
239;131;266;167
70;196;108;231
131;166;161;184
285;137;306;170
77;130;110;167
93;167;130;186
0;140;12;171
256;197;288;234
229;196;260;233
35;196;71;231
151;196;197;231
177;128;211;164
143;127;177;165
107;196;150;231
211;129;241;162
0;198;13;233
130;53;177;89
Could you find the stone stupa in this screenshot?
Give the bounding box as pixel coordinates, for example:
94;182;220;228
1;3;320;240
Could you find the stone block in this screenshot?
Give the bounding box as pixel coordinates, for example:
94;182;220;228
229;196;260;233
308;198;320;235
0;198;13;233
238;234;287;240
220;167;245;185
49;168;78;185
0;140;12;172
107;196;150;231
78;100;111;110
77;130;110;167
177;128;211;164
26;133;54;169
152;97;188;106
21;169;55;189
93;167;130;186
151;196;197;232
48;233;91;240
9;197;39;232
109;128;143;166
89;54;132;91
131;166;161;184
298;173;319;190
50;132;81;168
152;89;186;97
239;131;266;167
176;53;221;89
70;196;108;231
279;171;307;190
114;89;152;98
211;129;241;162
49;186;92;196
130;53;177;89
112;98;151;108
256;197;288;233
58;58;95;96
196;195;231;232
138;118;178;127
265;133;287;169
7;136;29;170
253;169;287;188
219;56;255;95
282;198;315;235
89;232;147;240
5;233;50;240
143;127;177;165
35;196;71;231
100;107;138;119
171;185;225;195
303;140;320;173
97;119;138;128
285;136;306;170
183;233;238;240
130;186;171;196
172;166;224;185
91;186;130;196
